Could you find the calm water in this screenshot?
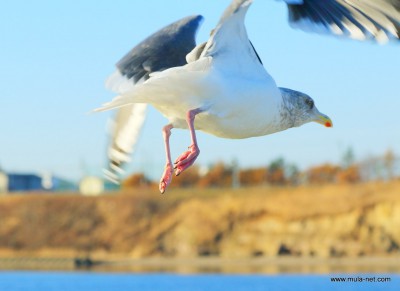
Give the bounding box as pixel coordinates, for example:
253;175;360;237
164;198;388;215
0;272;398;291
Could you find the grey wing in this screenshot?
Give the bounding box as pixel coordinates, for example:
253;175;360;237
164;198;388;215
114;15;204;84
284;0;400;43
104;15;204;183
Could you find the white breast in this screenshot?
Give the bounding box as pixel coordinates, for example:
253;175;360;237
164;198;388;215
154;69;284;139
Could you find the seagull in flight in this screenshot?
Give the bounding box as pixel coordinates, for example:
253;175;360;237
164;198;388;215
97;0;399;192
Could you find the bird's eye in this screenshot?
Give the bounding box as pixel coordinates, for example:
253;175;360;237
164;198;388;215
306;99;314;109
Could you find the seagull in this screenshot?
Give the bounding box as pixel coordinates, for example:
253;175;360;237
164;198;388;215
98;0;399;192
97;0;332;193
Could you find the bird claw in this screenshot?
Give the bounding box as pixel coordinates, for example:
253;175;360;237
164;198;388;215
174;144;200;176
159;163;173;194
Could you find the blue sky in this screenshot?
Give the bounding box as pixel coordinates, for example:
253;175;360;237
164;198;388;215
1;0;399;181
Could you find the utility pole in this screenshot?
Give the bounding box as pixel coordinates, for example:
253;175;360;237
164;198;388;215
232;158;240;189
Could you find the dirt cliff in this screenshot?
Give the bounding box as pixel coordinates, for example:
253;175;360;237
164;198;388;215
0;181;399;259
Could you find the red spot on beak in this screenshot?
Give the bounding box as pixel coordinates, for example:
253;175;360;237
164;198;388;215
325;122;332;127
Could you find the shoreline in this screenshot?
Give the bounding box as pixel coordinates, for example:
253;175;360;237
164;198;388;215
1;256;399;274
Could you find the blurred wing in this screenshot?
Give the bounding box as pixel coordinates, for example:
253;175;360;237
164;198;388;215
104;15;204;182
285;0;400;43
104;103;147;183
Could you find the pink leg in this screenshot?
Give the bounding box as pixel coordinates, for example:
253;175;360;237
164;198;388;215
159;124;174;194
174;108;202;176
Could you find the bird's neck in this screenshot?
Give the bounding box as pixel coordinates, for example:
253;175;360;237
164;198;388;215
278;87;297;129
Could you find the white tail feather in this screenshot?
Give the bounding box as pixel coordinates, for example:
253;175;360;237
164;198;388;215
93;95;133;112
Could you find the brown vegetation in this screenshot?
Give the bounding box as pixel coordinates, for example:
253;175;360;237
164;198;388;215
120;147;400;191
122;155;377;189
305;164;341;184
122;173;153;188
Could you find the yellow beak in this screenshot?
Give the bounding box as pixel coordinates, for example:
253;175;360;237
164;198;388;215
315;113;333;128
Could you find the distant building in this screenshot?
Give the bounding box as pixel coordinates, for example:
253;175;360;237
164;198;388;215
7;174;44;192
0;171;8;193
79;176;104;196
1;172;77;193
